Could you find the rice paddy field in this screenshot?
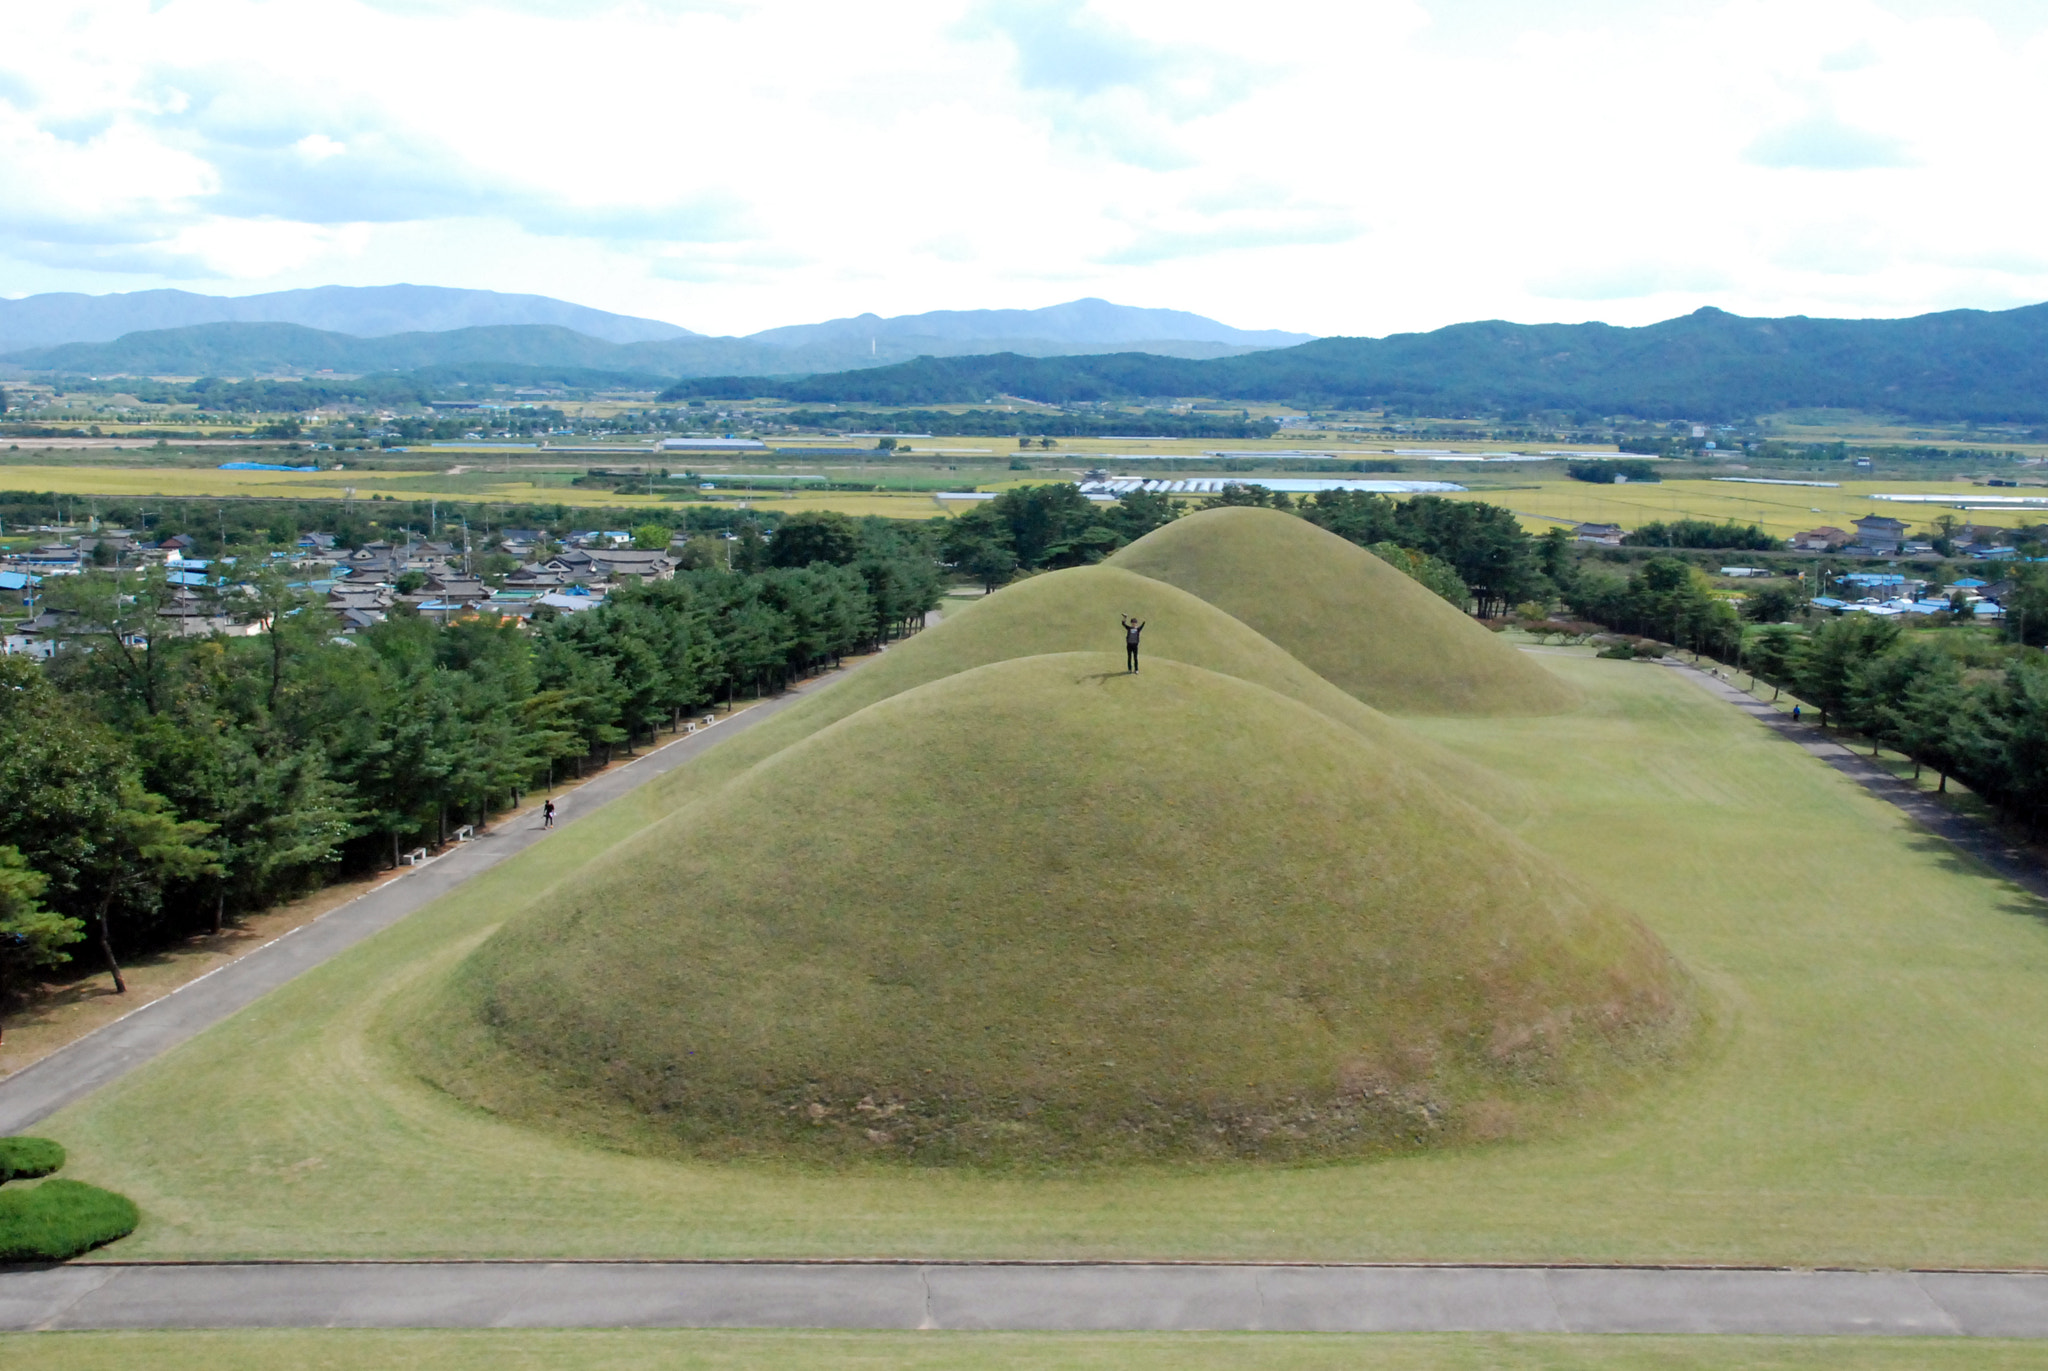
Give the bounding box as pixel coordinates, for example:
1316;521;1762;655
30;648;2048;1268
1;442;2041;537
1480;477;2048;540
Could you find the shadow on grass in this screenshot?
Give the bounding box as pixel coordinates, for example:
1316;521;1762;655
1072;671;1139;687
1902;829;2048;926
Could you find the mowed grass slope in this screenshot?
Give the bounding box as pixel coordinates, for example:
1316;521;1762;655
1110;507;1580;716
617;564;1525;829
422;653;1687;1165
31;656;2048;1264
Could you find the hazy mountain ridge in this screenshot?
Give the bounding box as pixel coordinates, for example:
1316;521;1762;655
664;303;2048;424
747;298;1310;350
0;322;1269;380
0;284;697;352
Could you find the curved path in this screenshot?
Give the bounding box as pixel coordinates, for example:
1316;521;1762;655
0;668;847;1137
3;1261;2047;1334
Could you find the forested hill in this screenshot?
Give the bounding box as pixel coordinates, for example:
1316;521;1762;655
662;302;2048;423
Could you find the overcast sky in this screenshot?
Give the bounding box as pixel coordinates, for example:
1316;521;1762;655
4;0;2045;337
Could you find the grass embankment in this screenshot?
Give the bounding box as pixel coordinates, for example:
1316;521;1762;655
1111;507;1581;716
30;654;2048;1265
425;653;1685;1165
5;1331;2046;1371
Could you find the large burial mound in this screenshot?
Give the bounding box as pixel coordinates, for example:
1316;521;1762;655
431;653;1688;1166
1110;506;1580;715
628;564;1525;824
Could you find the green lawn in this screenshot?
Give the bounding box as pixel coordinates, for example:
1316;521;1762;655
34;654;2048;1265
5;1332;2047;1371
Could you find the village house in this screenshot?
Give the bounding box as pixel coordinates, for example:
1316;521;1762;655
1790;526;1849;552
1850;515;1910;555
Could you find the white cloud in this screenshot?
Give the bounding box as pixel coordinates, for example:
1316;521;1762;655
0;0;2044;337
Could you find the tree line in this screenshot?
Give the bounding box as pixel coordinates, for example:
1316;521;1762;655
937;482;1569;619
0;514;941;1019
1564;555;2048;832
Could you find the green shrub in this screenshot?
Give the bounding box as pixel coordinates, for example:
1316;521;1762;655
1597;643;1636;659
0;1136;64;1183
0;1179;140;1260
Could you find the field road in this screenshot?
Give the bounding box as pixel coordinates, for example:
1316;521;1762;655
0;665;850;1138
1663;659;2048;903
4;1261;2048;1333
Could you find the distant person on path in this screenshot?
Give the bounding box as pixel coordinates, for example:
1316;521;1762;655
1122;615;1146;673
542;799;556;829
1792;706;1801;724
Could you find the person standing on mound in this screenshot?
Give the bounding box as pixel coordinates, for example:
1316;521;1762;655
1122;614;1146;673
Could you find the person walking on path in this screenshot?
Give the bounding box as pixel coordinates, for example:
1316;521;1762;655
542;799;556;830
1792;705;1802;724
1122;615;1146;673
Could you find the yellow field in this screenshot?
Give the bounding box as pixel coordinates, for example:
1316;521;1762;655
4;458;2042;538
1450;479;2046;538
0;465;961;518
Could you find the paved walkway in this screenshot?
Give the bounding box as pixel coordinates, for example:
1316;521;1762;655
0;670;845;1137
1663;660;2048;903
3;1261;2047;1333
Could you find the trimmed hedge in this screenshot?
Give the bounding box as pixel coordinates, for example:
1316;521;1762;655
0;1179;140;1261
0;1136;65;1183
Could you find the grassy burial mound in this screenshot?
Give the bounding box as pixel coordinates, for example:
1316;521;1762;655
428;653;1689;1166
1109;507;1580;716
626;564;1525;826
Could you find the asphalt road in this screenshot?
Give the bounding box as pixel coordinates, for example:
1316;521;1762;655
0;670;844;1137
3;1261;2047;1333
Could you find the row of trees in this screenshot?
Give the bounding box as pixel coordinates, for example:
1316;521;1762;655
1746;615;2048;828
1622;519;1779;551
1567;557;1745;658
0;518;943;1016
1566;556;2048;832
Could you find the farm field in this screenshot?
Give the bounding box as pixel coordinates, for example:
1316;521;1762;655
1449;477;2048;538
34;651;2048;1267
5;1330;2048;1371
0;463;963;519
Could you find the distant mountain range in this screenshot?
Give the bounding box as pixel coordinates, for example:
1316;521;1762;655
0;284;697;352
7;286;2046;423
748;299;1311;352
0;289;1305;378
663;303;2048;425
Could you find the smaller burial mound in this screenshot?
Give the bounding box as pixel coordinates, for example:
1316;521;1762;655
433;654;1688;1166
626;564;1525;826
1109;506;1580;716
